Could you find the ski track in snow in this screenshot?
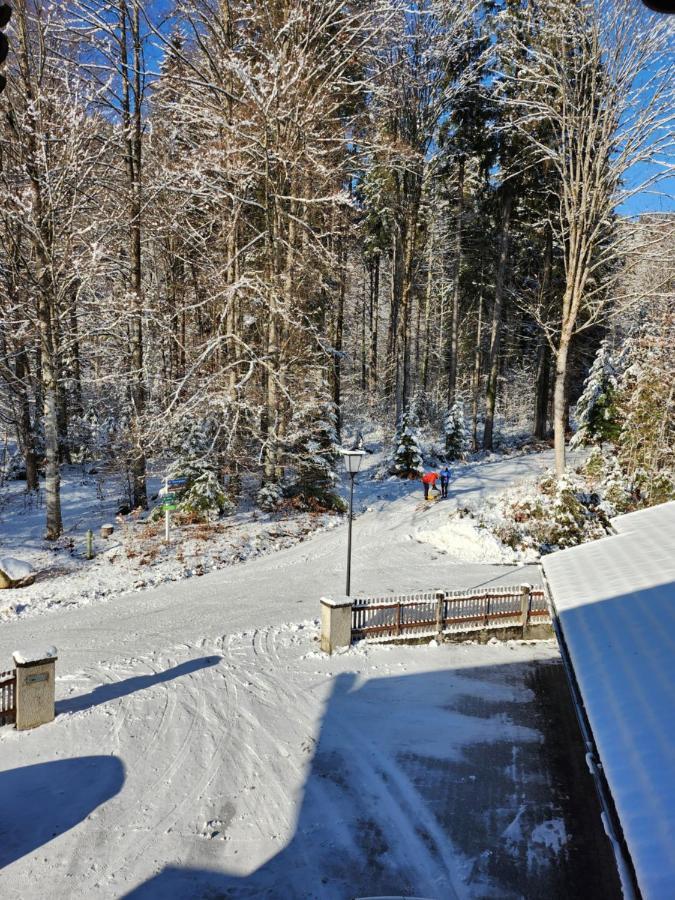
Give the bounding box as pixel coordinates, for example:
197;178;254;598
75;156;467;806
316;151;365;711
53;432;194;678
0;622;563;899
0;449;573;898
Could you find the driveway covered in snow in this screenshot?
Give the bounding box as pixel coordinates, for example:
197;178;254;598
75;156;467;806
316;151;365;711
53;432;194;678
0;629;620;899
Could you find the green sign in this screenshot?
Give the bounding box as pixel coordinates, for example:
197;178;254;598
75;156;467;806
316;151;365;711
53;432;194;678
162;503;178;511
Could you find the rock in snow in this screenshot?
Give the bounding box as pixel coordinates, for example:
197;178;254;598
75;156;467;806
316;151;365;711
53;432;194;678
0;556;36;589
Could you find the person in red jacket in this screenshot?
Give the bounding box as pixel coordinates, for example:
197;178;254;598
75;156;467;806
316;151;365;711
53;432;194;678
421;470;439;501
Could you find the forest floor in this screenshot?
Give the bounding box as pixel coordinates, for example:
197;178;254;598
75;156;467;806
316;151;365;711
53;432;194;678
0;445;620;899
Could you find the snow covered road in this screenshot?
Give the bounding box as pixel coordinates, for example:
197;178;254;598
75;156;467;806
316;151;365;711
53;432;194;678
0;627;619;899
0;450;557;674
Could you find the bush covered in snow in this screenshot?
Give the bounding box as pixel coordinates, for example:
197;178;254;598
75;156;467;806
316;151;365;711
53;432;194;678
486;470;612;556
161;419;233;522
257;482;285;512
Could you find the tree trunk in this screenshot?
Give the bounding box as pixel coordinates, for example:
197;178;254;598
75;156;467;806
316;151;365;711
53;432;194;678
368;254;379;393
38;293;63;539
333;237;345;441
69;287;84;419
533;222;553;439
553;329;572;475
387;221;404;402
397;199;420;416
483;188;513;451
421;231;434;392
533;337;551;439
14;1;61;536
120;0;147;509
15;348;39;491
471;293;483;451
447;156;464;406
361;275;367;391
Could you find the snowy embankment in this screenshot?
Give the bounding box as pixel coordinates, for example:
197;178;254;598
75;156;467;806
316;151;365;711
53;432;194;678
417;514;521;564
0;468;340;621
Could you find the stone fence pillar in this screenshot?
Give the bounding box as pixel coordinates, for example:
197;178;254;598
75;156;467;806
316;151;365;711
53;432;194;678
12;647;58;731
320;596;353;654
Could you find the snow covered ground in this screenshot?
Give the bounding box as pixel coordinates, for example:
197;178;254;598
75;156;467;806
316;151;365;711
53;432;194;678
0;626;619;899
0;467;341;621
0;448;559;622
0;448;621;898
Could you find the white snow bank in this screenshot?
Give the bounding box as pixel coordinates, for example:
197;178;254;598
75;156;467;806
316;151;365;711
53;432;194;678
417;514;519;564
0;557;36;581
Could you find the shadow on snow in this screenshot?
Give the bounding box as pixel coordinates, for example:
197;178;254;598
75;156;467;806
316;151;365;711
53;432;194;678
122;657;621;900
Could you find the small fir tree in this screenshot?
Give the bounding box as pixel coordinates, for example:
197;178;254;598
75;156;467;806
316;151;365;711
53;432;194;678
571;340;620;448
390;402;424;478
166;419;232;521
444;399;467;460
285;395;345;512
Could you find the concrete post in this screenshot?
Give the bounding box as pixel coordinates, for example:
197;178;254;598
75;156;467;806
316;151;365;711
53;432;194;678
320;596;353;654
520;584;532;632
13;647;58;731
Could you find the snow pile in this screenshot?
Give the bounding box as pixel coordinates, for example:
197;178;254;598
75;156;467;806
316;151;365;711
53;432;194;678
0;557;35;582
417;512;520;564
13;646;57;665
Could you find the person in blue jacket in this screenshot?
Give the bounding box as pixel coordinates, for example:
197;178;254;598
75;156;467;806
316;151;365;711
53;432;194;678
439;465;452;499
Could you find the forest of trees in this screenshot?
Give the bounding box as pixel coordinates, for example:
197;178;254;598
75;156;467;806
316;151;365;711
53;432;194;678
0;0;673;538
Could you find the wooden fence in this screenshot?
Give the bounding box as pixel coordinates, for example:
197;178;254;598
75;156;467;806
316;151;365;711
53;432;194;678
0;668;16;726
352;585;549;641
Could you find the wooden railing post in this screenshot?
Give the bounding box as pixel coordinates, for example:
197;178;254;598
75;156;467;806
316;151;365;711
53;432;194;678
320;597;353;654
435;591;445;639
520;584;532;633
12;647;58;731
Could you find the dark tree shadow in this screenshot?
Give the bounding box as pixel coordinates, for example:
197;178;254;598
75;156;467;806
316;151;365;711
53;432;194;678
57;656;222;715
0;756;125;868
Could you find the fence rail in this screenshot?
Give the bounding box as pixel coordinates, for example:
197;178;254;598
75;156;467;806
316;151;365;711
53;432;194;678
0;668;16;726
351;586;549;641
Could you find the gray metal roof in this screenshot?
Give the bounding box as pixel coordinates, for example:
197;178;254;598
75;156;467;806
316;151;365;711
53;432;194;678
542;501;675;900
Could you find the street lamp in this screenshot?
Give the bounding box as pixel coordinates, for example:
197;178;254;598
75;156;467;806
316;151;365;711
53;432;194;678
342;448;366;596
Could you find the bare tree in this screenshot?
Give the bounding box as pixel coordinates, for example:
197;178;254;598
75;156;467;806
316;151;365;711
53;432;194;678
506;0;675;473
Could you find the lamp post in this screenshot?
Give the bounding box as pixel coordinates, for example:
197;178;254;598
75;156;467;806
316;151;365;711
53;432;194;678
342;449;366;596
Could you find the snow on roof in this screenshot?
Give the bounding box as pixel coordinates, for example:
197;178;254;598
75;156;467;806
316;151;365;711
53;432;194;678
542;501;675;900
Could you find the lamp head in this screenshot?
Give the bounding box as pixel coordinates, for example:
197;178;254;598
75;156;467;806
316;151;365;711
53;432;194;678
342;449;366;475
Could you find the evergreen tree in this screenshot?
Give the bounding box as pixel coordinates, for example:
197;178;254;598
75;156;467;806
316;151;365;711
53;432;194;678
616;314;674;505
444;399;467;460
390;401;424;478
166;420;231;521
571;340;620;448
284;393;345;512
